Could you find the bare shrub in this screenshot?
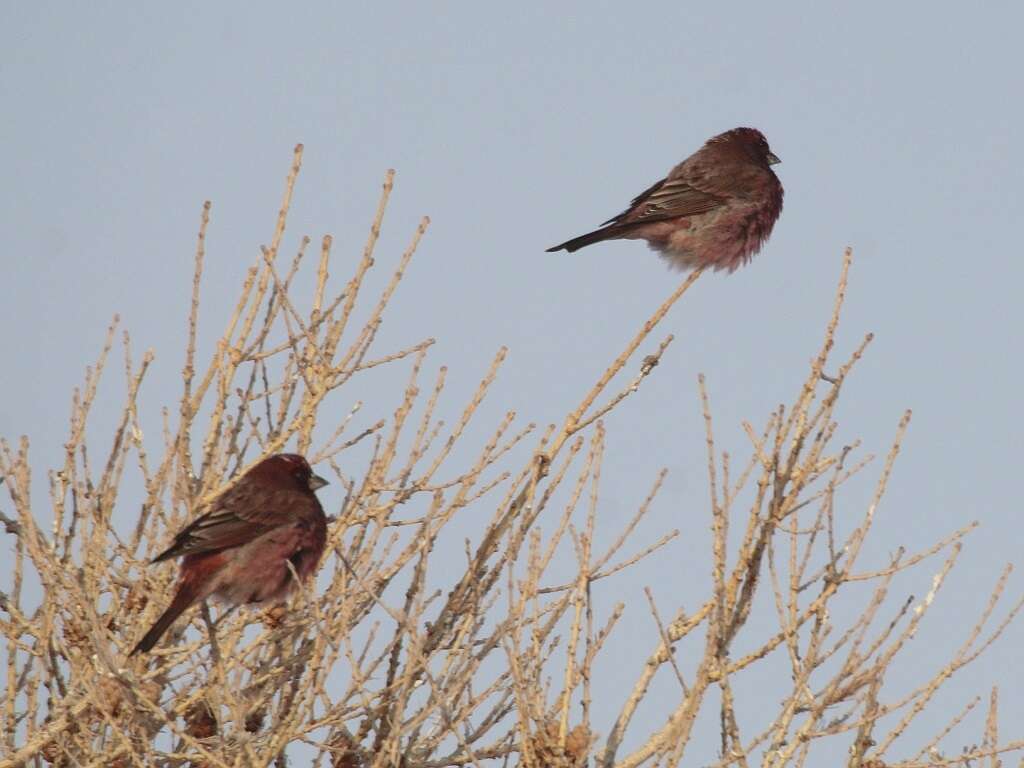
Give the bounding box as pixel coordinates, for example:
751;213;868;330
2;147;1021;767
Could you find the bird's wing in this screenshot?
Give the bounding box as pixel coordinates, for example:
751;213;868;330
603;175;725;226
152;482;312;562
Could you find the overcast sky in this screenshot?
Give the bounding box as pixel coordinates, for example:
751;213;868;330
3;1;1022;762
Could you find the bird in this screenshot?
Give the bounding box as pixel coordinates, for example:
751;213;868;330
130;453;328;655
546;127;783;273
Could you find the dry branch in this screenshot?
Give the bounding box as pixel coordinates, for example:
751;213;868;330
2;151;1019;768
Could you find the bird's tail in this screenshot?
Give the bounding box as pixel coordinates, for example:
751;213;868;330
546;223;632;253
130;584;199;655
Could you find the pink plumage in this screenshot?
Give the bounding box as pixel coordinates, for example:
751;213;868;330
547;127;784;273
130;453;328;655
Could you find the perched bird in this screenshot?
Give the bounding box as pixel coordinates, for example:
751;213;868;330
130;453;328;655
546;127;783;272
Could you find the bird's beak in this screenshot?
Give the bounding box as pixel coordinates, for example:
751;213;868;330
767;151;781;165
308;473;329;491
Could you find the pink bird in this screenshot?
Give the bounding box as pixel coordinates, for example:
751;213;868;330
131;454;328;655
547;127;784;272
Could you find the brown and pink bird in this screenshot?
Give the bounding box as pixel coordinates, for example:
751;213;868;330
130;453;328;655
547;127;784;273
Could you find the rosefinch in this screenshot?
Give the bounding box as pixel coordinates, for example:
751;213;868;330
546;127;783;272
130;453;328;655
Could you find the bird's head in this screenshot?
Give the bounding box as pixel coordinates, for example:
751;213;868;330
253;453;329;493
714;127;781;167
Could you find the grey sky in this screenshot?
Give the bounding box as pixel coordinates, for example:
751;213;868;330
3;1;1022;760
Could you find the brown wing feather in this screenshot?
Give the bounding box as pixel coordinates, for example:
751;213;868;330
600;176;668;224
602;175;725;227
152;482;315;562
